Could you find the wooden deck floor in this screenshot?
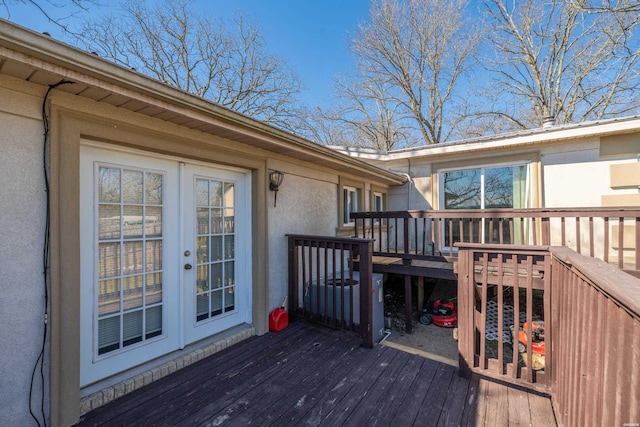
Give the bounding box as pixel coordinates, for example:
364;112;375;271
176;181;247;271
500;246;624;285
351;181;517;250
75;322;556;426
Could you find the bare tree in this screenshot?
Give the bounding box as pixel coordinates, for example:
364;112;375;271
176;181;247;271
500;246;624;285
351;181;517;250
570;0;640;13
332;76;420;151
482;0;640;128
79;0;301;128
1;0;97;32
342;0;481;145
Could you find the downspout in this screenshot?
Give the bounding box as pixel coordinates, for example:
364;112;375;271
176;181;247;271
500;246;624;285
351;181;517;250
390;159;413;210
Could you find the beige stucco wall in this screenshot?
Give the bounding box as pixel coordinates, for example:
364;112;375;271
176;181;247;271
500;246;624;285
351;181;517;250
265;161;338;311
540;139;637;207
0;80;49;426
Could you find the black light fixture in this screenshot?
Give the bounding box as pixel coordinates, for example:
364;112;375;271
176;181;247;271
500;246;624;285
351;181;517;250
269;170;284;207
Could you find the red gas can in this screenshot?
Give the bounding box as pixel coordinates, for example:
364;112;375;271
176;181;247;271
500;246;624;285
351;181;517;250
269;296;288;332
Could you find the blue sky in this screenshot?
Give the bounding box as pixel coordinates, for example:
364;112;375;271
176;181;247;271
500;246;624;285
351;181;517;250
1;0;373;108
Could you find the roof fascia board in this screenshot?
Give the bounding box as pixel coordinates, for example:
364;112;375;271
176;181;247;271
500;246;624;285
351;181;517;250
384;117;640;161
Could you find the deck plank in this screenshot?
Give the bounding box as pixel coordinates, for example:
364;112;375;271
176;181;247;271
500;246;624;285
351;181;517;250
75;322;556;427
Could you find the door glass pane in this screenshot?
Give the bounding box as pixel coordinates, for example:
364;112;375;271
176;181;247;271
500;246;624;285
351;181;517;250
194;178;236;322
98;316;120;355
123;206;143;239
99;205;121;239
122;171;143;204
123;310;143;346
96;166;164;357
99;168;120;203
98;279;120;315
98;242;120;279
123;275;143;310
146;206;162;238
145;173;162;205
146;306;162;338
146;272;162;305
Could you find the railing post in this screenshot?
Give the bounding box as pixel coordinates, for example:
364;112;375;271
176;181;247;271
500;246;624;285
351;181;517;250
456;245;473;378
359;239;374;348
287;236;298;321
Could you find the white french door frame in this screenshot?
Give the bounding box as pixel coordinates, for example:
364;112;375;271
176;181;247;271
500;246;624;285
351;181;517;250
79;141;252;386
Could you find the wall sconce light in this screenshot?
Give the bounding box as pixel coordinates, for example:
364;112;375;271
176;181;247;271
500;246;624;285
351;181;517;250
269;170;284;207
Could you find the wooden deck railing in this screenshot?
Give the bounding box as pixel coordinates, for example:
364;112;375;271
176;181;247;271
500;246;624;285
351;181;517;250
352;207;640;273
457;243;640;426
287;234;374;347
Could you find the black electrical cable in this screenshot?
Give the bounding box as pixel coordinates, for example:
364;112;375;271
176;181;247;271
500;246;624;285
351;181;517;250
29;80;72;427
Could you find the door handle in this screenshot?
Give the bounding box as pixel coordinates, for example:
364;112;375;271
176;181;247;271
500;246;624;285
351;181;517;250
184;263;192;270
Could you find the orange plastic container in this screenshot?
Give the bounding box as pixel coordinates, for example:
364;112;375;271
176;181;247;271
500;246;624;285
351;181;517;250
269;296;288;332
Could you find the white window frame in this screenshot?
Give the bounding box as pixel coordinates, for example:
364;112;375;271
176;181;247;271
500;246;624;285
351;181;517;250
343;186;359;226
438;161;531;248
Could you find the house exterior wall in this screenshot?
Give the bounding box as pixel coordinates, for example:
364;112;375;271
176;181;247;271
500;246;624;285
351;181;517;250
540;139;638;207
265;161;338;311
383;136;640;212
0;72;392;426
0;81;49;426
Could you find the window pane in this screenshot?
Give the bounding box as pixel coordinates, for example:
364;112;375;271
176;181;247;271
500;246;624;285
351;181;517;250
123;310;143;347
196;294;209;321
211;290;223;316
443;170;481;209
484;167;515;209
145;173;162;205
123;275;143;310
224;208;235;233
99;205;121;240
145;306;162;338
98;243;120;279
224;183;235;207
211;263;223;289
123;206;143;239
224;235;234;260
196;179;209;206
95;166;165;357
98;316;120;355
196;265;209;292
211;208;223;234
122;170;143;204
210;182;222;207
196;208;209;234
224;261;234;287
225;287;235;312
145;272;162;305
123;241;143;274
145;206;162;238
146;240;162;272
99;168;120;203
197;236;209;263
211;236;223;261
98;279;120;315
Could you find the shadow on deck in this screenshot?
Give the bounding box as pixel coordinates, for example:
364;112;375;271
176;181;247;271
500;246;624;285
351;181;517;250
76;322;556;426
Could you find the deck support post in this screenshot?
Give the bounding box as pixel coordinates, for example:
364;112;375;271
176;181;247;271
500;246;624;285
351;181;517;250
404;274;413;333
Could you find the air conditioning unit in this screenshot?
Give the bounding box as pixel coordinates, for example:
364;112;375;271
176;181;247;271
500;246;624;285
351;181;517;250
306;271;385;343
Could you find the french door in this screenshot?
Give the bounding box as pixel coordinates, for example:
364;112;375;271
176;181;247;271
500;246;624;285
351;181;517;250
80;143;251;386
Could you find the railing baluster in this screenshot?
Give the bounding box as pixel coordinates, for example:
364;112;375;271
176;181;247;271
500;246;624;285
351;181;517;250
525;255;534;383
589;217;594;258
604;217;609;263
618;217;624;269
512;253;520;379
636;216;640;270
575;217;581;254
